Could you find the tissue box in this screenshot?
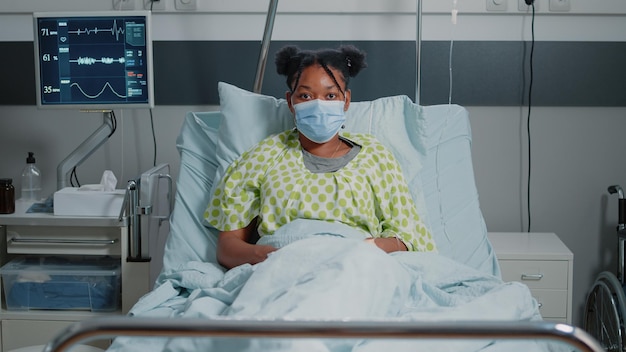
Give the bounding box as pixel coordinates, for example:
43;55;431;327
53;187;125;217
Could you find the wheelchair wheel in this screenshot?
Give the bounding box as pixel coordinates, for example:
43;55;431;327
584;271;626;352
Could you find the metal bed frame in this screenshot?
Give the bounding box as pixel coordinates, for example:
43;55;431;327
43;318;605;352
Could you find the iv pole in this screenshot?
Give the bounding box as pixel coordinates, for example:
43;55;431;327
416;0;422;105
253;0;279;94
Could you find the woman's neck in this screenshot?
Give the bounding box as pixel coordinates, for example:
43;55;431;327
299;135;348;158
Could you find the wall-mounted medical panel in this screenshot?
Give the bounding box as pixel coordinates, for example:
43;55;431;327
1;0;626;14
4;12;625;43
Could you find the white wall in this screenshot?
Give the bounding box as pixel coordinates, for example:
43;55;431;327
1;0;625;328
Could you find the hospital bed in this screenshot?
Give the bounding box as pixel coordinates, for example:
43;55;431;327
39;82;604;352
37;1;604;349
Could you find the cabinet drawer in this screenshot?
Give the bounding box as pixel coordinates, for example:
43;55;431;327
499;260;568;290
532;289;568;319
2;319;110;351
6;225;121;256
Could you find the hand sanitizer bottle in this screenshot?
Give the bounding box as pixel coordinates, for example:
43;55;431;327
21;152;42;202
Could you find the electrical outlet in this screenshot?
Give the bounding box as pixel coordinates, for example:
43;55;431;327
144;0;166;11
112;0;135;10
518;0;539;11
549;0;571;12
175;0;196;11
486;0;508;11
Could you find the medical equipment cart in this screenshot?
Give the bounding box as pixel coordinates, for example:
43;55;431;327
0;200;151;351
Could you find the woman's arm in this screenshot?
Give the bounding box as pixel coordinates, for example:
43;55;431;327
216;220;277;269
367;138;436;253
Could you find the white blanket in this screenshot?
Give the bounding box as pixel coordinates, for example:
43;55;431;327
108;220;566;352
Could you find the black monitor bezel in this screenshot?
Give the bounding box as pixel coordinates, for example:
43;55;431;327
33;11;155;110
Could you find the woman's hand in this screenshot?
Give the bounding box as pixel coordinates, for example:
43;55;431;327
253;244;279;262
364;237;408;253
216;220;278;269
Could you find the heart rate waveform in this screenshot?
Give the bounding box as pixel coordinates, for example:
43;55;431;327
71;56;126;65
69;81;127;100
68;19;125;41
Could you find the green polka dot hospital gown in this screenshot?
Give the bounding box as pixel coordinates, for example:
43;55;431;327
205;129;436;252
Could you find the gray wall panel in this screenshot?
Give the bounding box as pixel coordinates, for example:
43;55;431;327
2;40;625;107
0;42;36;106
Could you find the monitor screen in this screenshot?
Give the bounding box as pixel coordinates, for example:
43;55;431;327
33;11;154;110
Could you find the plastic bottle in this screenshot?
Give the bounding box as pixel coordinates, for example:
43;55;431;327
0;178;15;214
21;152;42;202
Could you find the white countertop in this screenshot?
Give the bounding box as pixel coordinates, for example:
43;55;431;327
0;199;125;227
487;232;573;260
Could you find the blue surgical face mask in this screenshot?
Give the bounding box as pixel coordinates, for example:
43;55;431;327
293;99;346;144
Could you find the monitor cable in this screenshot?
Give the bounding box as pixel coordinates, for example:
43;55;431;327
150;109;157;167
108;110;117;137
70;167;80;188
525;1;536;232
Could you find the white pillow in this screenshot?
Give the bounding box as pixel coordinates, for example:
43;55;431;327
210;82;431;230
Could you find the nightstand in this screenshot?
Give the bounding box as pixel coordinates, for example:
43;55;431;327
487;232;573;324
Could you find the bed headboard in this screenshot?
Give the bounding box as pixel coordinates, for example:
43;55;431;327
157;83;498;285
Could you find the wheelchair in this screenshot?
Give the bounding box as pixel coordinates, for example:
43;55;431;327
584;185;626;352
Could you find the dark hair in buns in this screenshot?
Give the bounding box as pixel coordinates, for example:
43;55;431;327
275;45;367;96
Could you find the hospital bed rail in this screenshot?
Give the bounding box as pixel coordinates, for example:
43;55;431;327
43;317;604;352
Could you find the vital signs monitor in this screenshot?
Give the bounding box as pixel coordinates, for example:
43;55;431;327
33;11;154;110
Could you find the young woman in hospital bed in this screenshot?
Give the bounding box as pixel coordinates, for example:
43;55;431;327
207;44;436;270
